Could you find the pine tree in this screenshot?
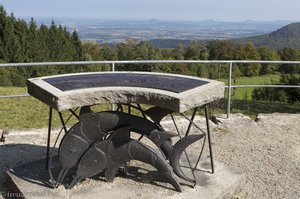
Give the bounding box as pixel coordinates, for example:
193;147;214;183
70;31;83;61
0;5;8;62
27;18;40;62
2;15;23;62
48;20;59;61
38;24;50;61
15;18;29;62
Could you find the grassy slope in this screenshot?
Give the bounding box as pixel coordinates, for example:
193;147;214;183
220;74;281;100
0;96;114;129
0;87;81;129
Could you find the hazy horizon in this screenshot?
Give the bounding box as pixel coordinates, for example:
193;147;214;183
17;16;298;24
1;0;300;22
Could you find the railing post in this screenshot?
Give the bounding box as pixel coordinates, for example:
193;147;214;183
112;62;115;72
227;62;232;118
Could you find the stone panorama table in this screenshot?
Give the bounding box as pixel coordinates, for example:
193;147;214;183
27;71;225;192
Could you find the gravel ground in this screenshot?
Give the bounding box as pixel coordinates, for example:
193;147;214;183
214;113;300;199
0;113;299;199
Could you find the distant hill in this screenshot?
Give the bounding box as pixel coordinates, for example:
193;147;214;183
233;22;300;49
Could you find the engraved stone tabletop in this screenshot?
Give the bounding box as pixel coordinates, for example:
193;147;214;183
27;72;225;112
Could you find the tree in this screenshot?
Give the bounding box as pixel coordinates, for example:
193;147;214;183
82;41;104;72
196;64;209;78
185;41;200;60
38;24;50;61
252;74;299;103
117;38;136;60
161;48;173;59
172;44;184;60
258;46;280;75
2;15;23;63
0;5;7;62
70;31;83;61
117;39;141;71
235;43;261;76
279;74;300;103
15;18;29;62
27;18;39;62
0;6;93;84
134;41;162;71
47;21;59;61
252;87;288;102
207;40;236;60
83;41;102;60
185;41;208;60
101;45;117;61
279;47;300;74
171;63;192;75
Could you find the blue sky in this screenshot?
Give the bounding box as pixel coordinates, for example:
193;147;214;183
0;0;300;22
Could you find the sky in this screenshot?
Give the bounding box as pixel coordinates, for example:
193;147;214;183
0;0;300;22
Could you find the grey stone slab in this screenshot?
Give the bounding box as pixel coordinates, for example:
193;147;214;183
27;72;225;112
6;158;243;199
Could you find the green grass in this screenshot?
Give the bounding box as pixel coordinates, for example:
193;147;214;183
0;87;151;129
0;86;27;95
0;87;110;129
0;96;82;129
0;96;117;129
220;74;281;100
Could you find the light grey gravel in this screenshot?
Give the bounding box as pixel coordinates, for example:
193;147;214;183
0;113;299;199
213;113;300;199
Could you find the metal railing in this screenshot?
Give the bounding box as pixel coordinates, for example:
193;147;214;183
1;60;300;118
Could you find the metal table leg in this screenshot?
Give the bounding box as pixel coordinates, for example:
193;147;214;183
171;108;200;187
169;105;215;186
185;107;198;137
58;112;68;134
46;107;52;170
45;109;69;170
47;108;79;187
205;105;214;173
